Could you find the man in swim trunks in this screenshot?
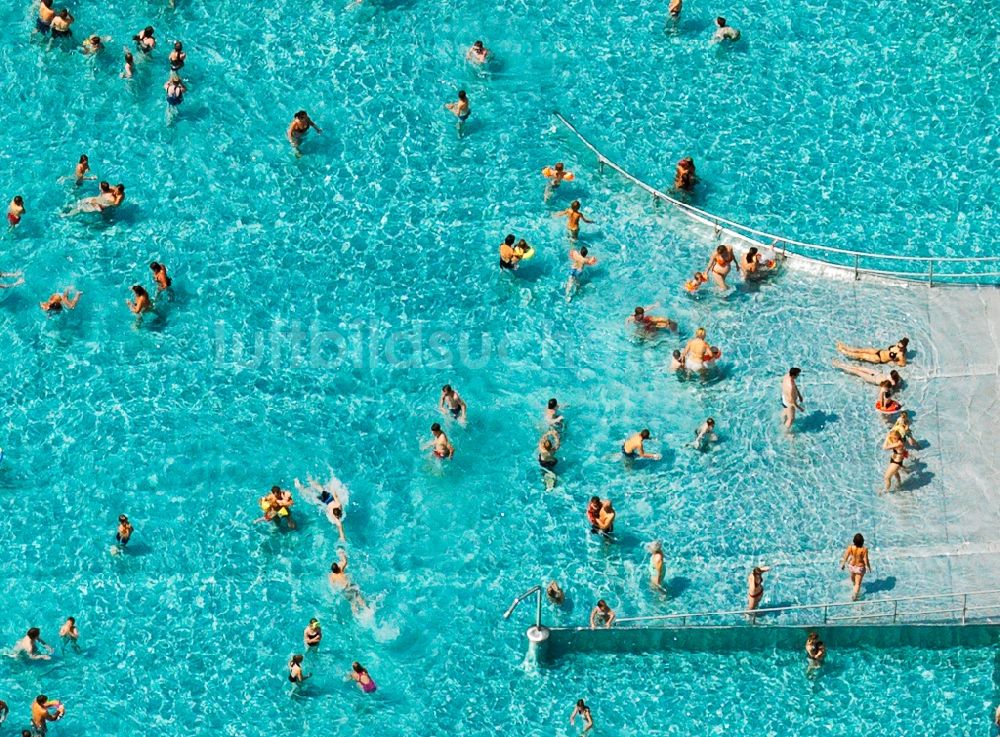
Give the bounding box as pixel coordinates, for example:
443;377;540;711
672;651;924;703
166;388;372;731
626;305;677;333
439;384;467;423
668;0;682;20
328;549;367;614
36;0;56;34
7;196;24;227
554;200;593;240
712;16;740;42
445;90;471;136
498;234;522;271
31;695;62;736
589;599;616;628
287;110;322;155
12;628;54;660
565;246;597;301
49;9;74;38
621;429;661;461
781;367;804;430
425;422;454;459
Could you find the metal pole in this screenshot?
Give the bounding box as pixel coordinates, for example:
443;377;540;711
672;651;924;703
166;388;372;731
928;260;934;288
823;606;828;624
961;593;967;625
892;601;898;624
535;589;542;628
854;254;860;281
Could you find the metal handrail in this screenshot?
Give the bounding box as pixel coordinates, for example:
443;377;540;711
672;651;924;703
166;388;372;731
552;112;1000;280
614;589;1000;626
502;585;543;628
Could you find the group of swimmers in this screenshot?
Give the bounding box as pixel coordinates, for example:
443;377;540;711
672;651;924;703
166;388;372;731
5;622;81;734
287;625;376;696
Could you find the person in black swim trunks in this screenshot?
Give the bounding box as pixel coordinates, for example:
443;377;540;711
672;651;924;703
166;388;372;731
439;384;467;423
621;429;660;461
445;90;471;137
49;8;74;37
537;430;560;471
36;0;55;34
498;234;522;271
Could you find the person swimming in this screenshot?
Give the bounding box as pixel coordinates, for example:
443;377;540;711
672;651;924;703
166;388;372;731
712;16;741;42
465;40;490;64
127;285;153;316
424;422;454;459
169;41;186;71
133;26;156;53
546;580;565;605
439;384;467;422
150;262;172;292
349;662;377;693
40;288;82;313
626;305;677;333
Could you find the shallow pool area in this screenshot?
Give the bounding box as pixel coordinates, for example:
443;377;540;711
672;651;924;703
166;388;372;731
0;0;997;733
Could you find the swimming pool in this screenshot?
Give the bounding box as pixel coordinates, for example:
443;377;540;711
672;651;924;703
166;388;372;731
0;0;994;733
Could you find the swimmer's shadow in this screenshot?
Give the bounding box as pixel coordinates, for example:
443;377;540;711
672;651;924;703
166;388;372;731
664;576;691;599
796;410;839;433
900;465;935;492
863;576;897;596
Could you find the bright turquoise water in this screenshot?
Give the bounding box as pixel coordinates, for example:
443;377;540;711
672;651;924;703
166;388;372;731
0;0;994;734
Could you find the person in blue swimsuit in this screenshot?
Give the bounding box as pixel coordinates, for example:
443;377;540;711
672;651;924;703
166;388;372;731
164;74;186;123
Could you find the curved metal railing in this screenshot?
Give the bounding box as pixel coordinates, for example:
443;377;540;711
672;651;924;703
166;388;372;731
553;112;1000;286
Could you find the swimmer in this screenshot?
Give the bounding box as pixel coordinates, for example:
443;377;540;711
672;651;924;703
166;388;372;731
882;430;908;492
626;305;677;333
747;566;770;612
668;0;682;20
684;271;708;293
115;514;134;547
49;9;74;38
65;155;94;186
781;367;804;429
565;245;597;302
287;110;322;155
349;662;377;693
150;262;172;292
64;180;113;215
0;271;24;289
743;246;777;280
133;26;155;53
0;700;6;726
669;350;685;371
712;16;741;42
465;40;490;64
596;500;616;534
82;35;109;54
875;379;901;413
553;200;593;240
293;476;346;539
169;41;186;71
40;288;82;313
424;422;454;459
622;429;661;461
36;0;55;34
570;699;594;734
586;496;602;533
546;580;565;605
889;411;919;449
537;430;560;485
328;550;367;614
164;74;187;122
543;162;571;201
805;632;826;669
121;49;135;79
648;540;665;589
303;619;322;649
439;384;467;423
545;398;564;429
108;183;126;207
840;533;871;601
126;285;153;315
706;244;740;290
7;196;25;227
267;486;297;528
836;338;909;367
680;327;712;370
58;617;80;653
832;361;902;389
498;234;521;271
444;90;471;136
674;157;696;191
287;654;310;689
589;599;616;629
31;696;63;736
692;417;718;449
11;628;54;660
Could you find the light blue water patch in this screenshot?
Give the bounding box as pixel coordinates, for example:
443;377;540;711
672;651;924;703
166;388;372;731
0;0;994;734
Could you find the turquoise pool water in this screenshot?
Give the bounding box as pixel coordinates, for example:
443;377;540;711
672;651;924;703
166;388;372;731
0;0;994;734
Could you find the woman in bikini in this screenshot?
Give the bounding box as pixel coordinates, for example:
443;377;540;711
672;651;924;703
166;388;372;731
746;566;770;612
832;361;902;388
706;244;740;290
889;412;919;449
537;430;560;473
836;338;909;367
882;430;907;492
840;533;871;600
875;380;901;413
648;540;664;589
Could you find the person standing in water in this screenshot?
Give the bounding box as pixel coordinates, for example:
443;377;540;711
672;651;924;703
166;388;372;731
303;619;322;650
287;654;310;691
58;618;80;653
11;628;54;660
840;533;871;601
287;110;322;155
439;385;467;423
127;285;153;316
554;200;593;240
781;367;804;430
115;514;134;549
164;74;187;123
445;90;471;136
648;541;665;590
150;262;172;293
569;699;594;734
622;429;661;461
349;662;377;693
465;40;490;64
746;566;770;613
565;246;597;302
805;632;826;669
424;422;454;460
7;196;25;228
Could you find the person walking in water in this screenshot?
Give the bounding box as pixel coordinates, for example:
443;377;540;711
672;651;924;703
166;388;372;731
444;90;471;137
746;566;770;614
621;429;661;461
554;200;594;240
349;662;377;693
424;422;454;460
565;245;597;302
58;618;80;653
648;540;665;590
805;632;826;669
569;699;594;734
287;110;322;155
781;367;804;430
840;533;871;601
164;74;187;124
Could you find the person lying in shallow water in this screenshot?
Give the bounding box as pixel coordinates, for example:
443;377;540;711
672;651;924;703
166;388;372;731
836;338;909;366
